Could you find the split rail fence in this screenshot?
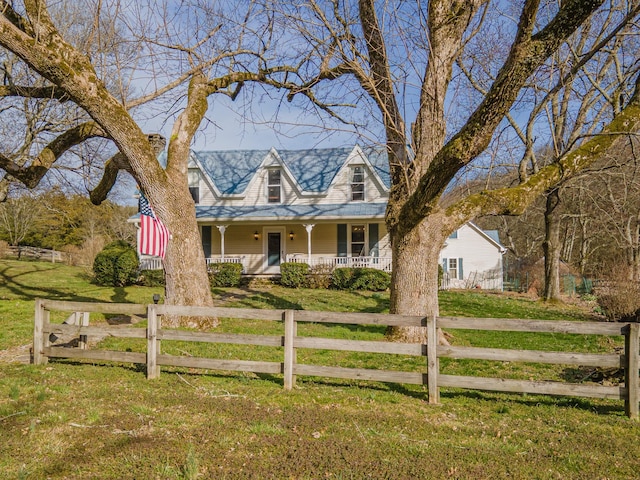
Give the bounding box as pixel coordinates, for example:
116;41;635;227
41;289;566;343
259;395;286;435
33;298;640;419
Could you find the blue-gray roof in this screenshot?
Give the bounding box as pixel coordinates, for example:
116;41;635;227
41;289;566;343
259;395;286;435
193;150;271;195
195;202;387;221
192;146;390;195
483;230;501;244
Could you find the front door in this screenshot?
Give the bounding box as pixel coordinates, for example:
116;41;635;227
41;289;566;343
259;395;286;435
264;227;285;273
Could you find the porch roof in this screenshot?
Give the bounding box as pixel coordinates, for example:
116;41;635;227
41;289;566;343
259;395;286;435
195;202;387;222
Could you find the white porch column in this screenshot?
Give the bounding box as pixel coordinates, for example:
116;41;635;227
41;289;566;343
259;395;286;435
216;225;227;260
304;224;315;264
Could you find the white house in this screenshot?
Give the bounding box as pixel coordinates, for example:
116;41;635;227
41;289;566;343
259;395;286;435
135;146;506;289
440;223;507;290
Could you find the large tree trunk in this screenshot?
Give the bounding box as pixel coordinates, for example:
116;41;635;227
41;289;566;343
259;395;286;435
159;187;217;328
386;218;449;344
543;189;562;301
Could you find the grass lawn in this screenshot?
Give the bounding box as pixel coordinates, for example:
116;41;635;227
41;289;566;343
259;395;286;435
1;259;639;479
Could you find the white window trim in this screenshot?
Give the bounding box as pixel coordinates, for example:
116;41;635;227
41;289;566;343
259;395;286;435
267;168;282;204
351;165;365;202
349;223;367;257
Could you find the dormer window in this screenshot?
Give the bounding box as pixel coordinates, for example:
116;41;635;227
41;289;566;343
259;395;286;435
267;169;281;203
351;166;365;201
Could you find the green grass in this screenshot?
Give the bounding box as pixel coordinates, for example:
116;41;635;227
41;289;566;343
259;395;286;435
1;259;638;479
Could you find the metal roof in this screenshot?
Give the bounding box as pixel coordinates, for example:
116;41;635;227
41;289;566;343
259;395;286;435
191;146;391;195
195;202;387;222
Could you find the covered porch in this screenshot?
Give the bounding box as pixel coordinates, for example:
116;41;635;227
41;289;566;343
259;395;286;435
139;203;392;274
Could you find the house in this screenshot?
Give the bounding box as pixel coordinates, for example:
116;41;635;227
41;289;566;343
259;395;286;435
135;145;506;289
440;223;507;290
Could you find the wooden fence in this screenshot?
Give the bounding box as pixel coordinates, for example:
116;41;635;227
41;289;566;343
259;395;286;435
33;298;640;419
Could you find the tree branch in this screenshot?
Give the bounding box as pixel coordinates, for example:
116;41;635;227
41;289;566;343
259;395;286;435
397;0;606;235
449;74;640;225
0;121;106;189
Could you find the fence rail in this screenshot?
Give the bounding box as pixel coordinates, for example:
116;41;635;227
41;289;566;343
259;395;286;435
32;299;640;419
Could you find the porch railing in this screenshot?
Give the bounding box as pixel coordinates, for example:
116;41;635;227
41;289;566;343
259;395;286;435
286;254;392;272
140;255;245;272
205;256;244;266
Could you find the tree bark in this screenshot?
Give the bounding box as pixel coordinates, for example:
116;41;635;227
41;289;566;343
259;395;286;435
543;189;562;301
386;216;449;344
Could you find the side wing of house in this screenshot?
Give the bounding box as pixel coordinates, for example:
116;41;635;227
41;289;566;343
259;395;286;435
440;223;506;290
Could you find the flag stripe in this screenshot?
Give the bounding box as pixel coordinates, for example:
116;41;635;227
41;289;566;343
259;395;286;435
138;193;170;259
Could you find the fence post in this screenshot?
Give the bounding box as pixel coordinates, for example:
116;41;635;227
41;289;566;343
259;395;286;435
78;312;89;350
427;315;439;404
147;304;160;379
625;322;639;420
33;299;45;365
283;310;296;390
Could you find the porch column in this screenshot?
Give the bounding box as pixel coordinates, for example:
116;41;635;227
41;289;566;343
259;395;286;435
304;224;315;264
216;225;227;260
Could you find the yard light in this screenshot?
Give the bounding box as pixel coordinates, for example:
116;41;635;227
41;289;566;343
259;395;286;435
153;294;160;304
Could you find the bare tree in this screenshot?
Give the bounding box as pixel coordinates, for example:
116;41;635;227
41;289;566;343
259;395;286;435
0;1;298;325
275;0;640;340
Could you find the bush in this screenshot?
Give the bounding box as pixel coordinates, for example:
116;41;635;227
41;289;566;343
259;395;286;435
306;263;333;289
93;241;139;287
596;281;640;322
138;269;165;287
331;267;355;290
209;262;243;287
331;267;390;291
350;268;391;291
280;262;309;288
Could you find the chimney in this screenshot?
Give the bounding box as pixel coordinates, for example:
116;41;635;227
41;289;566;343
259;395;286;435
147;134;167;155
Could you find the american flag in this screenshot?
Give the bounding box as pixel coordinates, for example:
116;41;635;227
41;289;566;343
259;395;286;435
138;192;170;259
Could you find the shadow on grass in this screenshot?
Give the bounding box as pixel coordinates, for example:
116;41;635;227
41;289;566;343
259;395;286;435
0;261;140;305
47;357;625;417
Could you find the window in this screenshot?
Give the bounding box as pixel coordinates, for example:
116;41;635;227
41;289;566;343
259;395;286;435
351;166;365;201
189;186;199;204
267;169;281;203
351;225;366;256
448;258;458;279
188;169;200;204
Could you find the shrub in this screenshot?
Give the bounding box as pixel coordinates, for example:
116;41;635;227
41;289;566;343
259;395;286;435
331;267;390;291
306;263;333;289
350;268;391;291
93;241;139;287
595;281;640;322
280;262;309;288
209;262;243;287
331;267;355;290
138;269;165;287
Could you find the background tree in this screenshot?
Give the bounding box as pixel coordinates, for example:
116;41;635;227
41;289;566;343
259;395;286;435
0;191;40;248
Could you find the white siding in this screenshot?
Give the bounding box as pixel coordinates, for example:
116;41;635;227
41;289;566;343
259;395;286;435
440;224;504;290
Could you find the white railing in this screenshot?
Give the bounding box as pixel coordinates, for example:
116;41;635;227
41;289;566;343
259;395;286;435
140;256;245;271
139;257;163;270
286;254;392;272
206;256;244;266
